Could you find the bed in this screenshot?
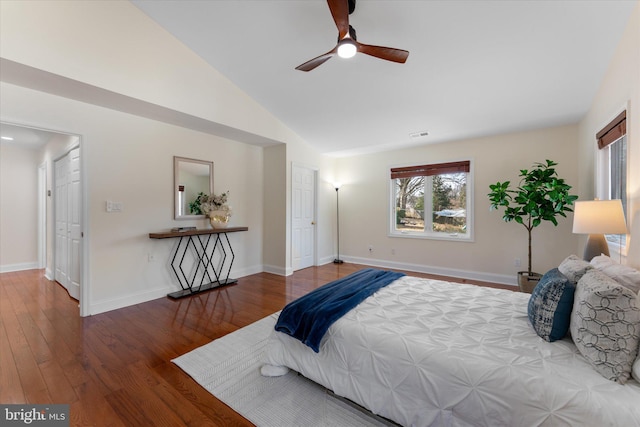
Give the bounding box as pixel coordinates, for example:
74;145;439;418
262;266;640;427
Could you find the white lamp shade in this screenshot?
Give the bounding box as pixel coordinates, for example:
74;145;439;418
572;200;627;234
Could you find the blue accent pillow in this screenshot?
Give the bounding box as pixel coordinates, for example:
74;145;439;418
528;268;576;342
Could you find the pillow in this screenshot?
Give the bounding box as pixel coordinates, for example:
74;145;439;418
527;268;575;342
570;269;640;383
558;254;593;283
634;352;640;383
590;255;640;294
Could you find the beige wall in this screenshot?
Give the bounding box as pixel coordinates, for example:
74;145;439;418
0;82;266;314
578;1;639;267
0;0;287;143
0;143;39;271
336;125;580;284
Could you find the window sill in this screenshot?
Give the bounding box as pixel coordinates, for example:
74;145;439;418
389;231;474;242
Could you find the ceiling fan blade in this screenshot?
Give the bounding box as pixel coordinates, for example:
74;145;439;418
295;48;337;72
327;0;350;39
357;42;409;64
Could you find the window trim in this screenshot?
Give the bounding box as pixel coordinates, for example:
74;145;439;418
389;160;474;242
596;109;629;256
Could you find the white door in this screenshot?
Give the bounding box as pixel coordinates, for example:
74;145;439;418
54;148;81;300
55;155;69;289
292;165;316;270
67;148;81;299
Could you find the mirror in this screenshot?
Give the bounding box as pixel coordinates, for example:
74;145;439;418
174;156;213;220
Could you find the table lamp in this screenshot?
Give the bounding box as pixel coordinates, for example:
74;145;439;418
572;199;627;261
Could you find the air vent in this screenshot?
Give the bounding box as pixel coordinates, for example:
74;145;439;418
409;131;429;138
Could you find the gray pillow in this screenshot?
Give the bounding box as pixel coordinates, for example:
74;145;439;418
570;269;640;383
558;254;593;283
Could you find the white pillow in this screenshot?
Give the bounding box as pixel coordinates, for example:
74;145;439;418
590;254;640;294
634;353;640;383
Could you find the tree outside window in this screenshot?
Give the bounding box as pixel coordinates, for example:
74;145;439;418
391;161;472;241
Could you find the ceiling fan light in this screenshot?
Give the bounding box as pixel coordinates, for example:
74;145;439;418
337;40;357;59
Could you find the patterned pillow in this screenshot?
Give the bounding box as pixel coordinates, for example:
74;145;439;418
528;268;575;342
591;255;640;294
558;254;593;283
570;269;640;383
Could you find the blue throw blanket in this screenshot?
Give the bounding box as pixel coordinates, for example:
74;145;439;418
275;268;405;352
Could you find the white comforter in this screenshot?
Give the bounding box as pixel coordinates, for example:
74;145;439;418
263;275;640;427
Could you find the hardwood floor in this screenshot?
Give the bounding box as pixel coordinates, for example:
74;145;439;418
0;263;513;426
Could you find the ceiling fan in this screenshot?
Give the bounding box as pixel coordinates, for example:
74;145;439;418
296;0;409;72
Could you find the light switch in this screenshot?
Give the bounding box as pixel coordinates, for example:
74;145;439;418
106;201;123;212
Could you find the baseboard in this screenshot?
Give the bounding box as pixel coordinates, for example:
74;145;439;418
233;264;264;279
343;256;518;287
318;255;336;266
0;261;39;273
262;264;292;276
44;268;54;280
89;286;171;315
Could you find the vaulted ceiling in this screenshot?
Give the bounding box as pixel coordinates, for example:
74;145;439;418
129;1;635;156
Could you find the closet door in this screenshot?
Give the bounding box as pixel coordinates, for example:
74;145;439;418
54;148;81;299
54;154;69;289
292;164;316;270
67;148;81;299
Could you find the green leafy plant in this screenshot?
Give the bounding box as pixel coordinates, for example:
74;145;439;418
488;160;578;276
189;192;207;215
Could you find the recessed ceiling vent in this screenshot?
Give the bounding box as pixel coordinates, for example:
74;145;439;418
409;131;429;138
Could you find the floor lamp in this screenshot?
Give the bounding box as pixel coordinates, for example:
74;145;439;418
333;183;343;264
572;199;627;261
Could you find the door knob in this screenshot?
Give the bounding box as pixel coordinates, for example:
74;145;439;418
311;221;316;225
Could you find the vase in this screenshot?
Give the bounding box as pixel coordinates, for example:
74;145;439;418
209;210;231;229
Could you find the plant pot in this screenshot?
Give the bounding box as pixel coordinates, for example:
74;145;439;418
517;271;542;294
209;210;231;229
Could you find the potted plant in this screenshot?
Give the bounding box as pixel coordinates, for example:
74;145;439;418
488;160;578;292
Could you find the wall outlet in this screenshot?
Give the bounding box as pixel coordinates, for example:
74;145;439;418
514;258;521;267
391;248;396;255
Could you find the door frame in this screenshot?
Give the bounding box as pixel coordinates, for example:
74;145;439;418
291;162;319;271
38;161;47;271
3;121;88;316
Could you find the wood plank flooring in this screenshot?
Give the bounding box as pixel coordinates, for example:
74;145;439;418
0;263;513;426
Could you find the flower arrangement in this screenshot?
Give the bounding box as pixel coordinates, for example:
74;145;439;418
189;191;232;228
198;191;232;217
188;191;231;215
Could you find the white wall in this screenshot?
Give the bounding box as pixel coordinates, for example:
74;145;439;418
0;142;39;271
336;124;580;285
578;1;640;266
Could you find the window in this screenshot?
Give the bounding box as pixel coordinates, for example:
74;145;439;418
596;111;628;252
390;161;473;241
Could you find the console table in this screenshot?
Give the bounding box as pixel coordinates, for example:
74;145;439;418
149;227;248;299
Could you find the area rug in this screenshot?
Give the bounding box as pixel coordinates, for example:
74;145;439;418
172;312;392;426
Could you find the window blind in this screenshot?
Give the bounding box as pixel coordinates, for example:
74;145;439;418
390;161;470;179
597;110;626;149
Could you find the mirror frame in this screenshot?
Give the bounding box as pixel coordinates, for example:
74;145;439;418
174;156;214;220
